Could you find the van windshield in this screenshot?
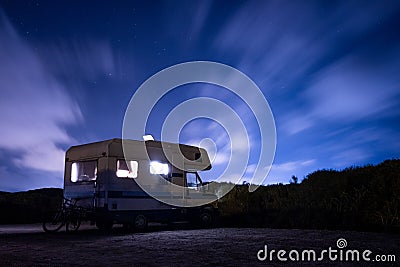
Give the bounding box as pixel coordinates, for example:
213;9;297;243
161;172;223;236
186;172;204;189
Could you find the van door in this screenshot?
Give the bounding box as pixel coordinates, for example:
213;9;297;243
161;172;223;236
170;152;185;204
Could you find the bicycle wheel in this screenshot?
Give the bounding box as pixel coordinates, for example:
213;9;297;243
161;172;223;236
66;212;81;232
43;209;65;232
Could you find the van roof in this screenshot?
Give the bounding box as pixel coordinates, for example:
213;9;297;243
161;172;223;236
67;138;201;152
65;138;211;171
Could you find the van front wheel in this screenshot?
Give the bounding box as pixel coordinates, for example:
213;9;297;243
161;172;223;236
199;210;213;228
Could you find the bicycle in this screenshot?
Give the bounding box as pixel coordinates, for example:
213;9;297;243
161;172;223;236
42;197;85;233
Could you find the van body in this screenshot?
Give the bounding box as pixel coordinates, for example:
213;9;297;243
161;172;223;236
63;138;218;229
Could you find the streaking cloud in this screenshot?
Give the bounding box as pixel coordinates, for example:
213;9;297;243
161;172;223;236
0;13;82;188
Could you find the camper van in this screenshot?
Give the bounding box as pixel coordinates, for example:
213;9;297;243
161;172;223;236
63;138;218;230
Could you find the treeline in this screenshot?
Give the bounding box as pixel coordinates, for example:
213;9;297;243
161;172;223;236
0;188;62;224
218;159;400;232
0;159;399;232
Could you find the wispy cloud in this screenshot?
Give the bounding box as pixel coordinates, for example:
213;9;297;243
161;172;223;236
0;12;110;188
321;126;398;168
212;2;325;92
186;0;213;43
245;163;257;175
279;113;314;135
39;39;116;83
161;0;213;48
272;159;315;171
331;148;370;168
213;1;398;91
305;53;400;122
265;159;316;184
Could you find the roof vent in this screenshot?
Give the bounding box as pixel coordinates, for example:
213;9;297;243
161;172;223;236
143;134;154;141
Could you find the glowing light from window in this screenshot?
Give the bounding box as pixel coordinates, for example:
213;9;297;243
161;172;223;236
116;160;138;178
70;161;97;182
71;163;78;182
150;161;169;175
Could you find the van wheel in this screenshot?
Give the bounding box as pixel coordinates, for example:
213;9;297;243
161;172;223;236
96;220;113;231
199;211;213;228
134;214;147;230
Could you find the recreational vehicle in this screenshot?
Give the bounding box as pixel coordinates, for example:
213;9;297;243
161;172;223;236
63;138;218;230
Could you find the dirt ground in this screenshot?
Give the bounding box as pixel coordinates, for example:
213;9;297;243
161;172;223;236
0;224;399;266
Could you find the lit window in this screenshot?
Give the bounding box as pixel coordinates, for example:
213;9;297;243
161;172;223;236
116;160;138;178
71;161;97;182
150;161;169;175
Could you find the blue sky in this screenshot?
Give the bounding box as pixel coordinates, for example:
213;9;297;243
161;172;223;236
0;0;399;192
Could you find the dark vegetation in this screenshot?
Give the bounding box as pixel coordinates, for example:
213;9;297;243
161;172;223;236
0;188;62;224
1;159;399;232
219;159;400;232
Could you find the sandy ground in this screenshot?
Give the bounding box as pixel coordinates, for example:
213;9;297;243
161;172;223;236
0;224;399;266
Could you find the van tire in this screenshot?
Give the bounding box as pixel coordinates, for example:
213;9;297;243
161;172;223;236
134;214;147;230
199;210;213;228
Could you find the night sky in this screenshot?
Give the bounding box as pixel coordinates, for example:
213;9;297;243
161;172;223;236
1;0;400;192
